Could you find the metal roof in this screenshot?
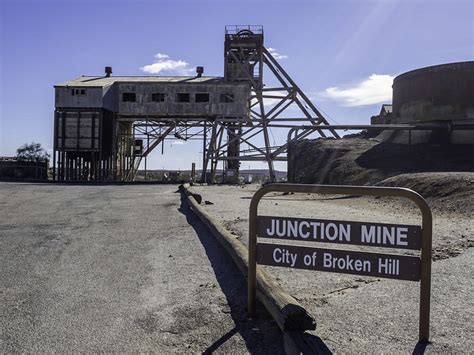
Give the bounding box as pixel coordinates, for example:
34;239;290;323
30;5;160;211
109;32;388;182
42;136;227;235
55;76;227;88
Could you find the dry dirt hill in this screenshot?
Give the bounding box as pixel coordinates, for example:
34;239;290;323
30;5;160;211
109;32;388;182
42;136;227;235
288;137;474;214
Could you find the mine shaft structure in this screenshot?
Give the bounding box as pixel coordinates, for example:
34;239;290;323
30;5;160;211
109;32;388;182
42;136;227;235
214;26;339;182
53;25;338;182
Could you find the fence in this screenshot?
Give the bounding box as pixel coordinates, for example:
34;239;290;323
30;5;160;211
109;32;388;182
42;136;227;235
0;160;49;180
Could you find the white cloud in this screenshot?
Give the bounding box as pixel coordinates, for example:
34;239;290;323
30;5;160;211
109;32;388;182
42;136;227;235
140;53;194;75
267;47;288;60
154;53;169;59
322;74;394;106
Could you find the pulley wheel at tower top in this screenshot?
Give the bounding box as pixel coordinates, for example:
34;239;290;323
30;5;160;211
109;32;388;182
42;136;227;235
236;29;254;37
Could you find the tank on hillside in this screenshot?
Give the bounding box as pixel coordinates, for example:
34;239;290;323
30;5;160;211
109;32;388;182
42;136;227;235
380;61;474;144
392;61;474;124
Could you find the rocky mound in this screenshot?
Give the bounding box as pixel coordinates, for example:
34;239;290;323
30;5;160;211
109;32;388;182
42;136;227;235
378;172;474;214
288;138;474;186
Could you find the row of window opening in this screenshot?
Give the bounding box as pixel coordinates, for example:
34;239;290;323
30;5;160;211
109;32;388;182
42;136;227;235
70;89;235;103
71;89;86;96
122;92;235;103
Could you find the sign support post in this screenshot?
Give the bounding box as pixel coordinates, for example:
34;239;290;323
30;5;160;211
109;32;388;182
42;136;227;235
419;198;432;342
248;183;432;343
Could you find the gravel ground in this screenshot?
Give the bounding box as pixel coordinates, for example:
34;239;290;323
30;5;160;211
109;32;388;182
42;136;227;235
191;184;474;353
0;183;284;353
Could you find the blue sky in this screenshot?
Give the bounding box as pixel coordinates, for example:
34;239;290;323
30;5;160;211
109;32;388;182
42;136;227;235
1;0;473;170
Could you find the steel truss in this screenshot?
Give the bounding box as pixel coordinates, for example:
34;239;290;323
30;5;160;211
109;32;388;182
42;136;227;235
206;26;340;182
121;26;339;182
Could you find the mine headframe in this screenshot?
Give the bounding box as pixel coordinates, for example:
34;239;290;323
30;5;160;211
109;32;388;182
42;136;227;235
201;25;340;182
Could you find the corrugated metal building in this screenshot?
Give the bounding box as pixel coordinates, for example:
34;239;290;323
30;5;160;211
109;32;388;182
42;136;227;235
53;73;250;181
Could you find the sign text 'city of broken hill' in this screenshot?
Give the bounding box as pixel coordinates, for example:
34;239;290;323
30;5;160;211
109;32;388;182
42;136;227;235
257;216;422;280
247;183;433;343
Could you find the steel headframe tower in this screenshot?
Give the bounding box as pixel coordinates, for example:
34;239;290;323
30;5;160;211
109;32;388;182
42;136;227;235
201;25;339;183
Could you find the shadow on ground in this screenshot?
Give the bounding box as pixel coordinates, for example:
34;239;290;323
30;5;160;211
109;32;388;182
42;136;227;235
412;341;429;355
177;192;286;354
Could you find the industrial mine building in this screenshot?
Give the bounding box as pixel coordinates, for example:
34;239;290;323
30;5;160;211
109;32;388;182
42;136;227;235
53;25;337;182
53;25;473;183
54;74;249;181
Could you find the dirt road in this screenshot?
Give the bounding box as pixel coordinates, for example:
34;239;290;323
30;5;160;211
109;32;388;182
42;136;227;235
0;183;283;353
191;184;473;353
